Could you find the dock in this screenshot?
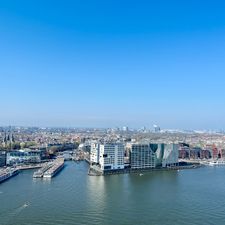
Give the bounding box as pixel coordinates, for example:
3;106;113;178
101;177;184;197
33;162;53;178
17;164;43;171
43;158;64;178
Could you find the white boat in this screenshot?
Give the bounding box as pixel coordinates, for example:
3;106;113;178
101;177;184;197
23;202;29;207
209;160;225;166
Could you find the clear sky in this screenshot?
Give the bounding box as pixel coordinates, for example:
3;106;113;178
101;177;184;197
0;0;225;129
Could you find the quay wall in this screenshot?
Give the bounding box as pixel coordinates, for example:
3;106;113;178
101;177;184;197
89;164;202;176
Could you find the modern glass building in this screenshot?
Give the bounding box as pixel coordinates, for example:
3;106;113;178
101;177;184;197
161;144;179;167
130;144;156;169
6;149;43;165
130;143;179;169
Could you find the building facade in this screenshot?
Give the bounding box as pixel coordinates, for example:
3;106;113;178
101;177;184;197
130;143;178;169
99;143;124;171
90;141;100;164
6;149;43;165
161;144;179;167
0;151;6;167
130;144;156;169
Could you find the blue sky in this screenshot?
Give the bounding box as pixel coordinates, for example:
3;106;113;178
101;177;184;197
0;0;225;129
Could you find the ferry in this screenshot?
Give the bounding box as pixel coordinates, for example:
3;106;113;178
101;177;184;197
0;168;19;183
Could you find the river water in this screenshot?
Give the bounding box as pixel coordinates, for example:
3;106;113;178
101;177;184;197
0;162;225;225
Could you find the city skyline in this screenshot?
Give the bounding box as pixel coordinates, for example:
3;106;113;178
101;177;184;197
1;1;225;129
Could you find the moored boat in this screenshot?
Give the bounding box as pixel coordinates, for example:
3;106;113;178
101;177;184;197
209;160;225;166
0;168;19;183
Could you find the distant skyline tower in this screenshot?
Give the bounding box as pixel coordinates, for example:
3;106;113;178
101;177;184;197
122;126;129;132
153;124;161;133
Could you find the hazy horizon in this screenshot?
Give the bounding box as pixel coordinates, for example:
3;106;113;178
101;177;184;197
1;1;225;129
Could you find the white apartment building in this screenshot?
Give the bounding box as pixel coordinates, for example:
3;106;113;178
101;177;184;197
90;141;100;164
99;143;125;171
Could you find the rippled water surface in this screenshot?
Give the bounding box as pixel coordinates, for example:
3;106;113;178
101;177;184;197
0;162;225;225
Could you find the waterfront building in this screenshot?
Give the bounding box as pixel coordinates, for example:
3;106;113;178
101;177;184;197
199;149;211;159
153;143;164;166
90;141;100;164
212;147;219;159
221;149;225;159
179;146;190;159
147;143;179;167
99;143;124;171
6;149;43;165
130;143;178;169
0;151;6;167
130;144;156;169
161;144;179;167
178;145;212;160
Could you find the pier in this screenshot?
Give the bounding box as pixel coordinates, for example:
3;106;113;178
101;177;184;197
43;158;65;178
33;162;53;178
17;164;43;171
